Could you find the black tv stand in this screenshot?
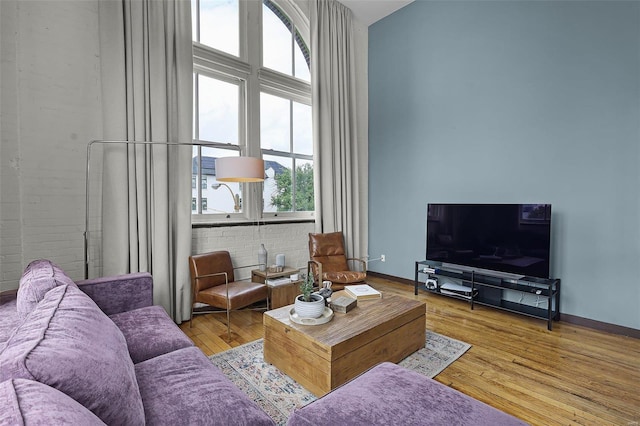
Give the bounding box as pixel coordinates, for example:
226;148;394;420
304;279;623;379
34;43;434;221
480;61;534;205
414;260;561;330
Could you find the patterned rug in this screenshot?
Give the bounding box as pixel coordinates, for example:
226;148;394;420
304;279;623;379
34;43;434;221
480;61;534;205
209;331;471;425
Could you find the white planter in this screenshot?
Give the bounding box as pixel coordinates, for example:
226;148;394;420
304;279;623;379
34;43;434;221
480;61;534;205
294;294;325;319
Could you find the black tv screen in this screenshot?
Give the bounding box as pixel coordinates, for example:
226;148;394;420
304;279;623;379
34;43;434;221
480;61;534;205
426;204;552;279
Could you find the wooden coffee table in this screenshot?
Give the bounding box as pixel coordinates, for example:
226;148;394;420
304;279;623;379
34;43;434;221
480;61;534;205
263;292;426;396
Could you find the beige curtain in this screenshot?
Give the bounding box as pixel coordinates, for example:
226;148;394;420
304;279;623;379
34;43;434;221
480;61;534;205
98;0;193;322
310;0;365;258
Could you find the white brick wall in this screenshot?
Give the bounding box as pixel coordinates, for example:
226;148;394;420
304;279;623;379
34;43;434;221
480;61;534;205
192;222;315;280
0;1;23;290
0;0;102;291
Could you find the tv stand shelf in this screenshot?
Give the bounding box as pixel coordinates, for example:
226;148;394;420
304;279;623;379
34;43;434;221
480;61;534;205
414;260;560;330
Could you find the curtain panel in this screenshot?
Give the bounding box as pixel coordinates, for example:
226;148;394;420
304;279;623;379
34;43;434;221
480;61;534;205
98;0;193;322
310;0;365;259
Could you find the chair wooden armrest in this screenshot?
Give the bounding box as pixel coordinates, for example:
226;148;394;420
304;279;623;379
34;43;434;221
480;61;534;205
346;257;366;272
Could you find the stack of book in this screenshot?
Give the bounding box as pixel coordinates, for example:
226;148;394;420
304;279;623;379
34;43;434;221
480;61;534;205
344;284;382;300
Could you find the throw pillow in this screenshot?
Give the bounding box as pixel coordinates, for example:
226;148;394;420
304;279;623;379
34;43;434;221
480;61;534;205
16;259;77;319
0;285;145;426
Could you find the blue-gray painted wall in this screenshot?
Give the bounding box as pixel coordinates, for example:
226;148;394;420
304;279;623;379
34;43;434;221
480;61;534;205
368;1;639;329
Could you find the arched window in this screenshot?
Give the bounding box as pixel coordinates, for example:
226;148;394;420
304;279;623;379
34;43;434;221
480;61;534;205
263;0;310;81
191;0;313;220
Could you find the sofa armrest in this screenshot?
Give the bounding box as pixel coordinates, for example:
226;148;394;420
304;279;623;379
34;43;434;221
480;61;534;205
76;272;153;315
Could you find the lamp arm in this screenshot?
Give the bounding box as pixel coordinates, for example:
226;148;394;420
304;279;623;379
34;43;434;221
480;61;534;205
215;183;241;213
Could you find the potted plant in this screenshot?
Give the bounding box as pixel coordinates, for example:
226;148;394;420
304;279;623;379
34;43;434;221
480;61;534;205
294;272;325;319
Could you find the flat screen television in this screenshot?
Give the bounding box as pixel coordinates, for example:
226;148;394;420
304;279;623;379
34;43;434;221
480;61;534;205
426;204;552;279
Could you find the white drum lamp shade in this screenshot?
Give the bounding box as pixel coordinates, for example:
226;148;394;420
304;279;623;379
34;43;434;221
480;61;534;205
215;157;265;182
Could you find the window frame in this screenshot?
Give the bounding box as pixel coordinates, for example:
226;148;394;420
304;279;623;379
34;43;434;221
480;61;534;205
191;0;313;224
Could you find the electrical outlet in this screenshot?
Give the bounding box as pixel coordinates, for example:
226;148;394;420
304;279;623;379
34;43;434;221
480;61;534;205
381;254;386;262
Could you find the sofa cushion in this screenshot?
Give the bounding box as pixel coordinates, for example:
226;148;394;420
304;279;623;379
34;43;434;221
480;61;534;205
16;259;77;319
0;378;106;425
287;362;527;426
0;285;145;426
135;346;275;426
109;305;194;363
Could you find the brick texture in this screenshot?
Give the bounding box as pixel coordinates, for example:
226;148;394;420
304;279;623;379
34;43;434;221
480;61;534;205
191;222;315;280
0;1;102;291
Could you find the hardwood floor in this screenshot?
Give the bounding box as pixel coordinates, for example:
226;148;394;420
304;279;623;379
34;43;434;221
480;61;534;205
180;276;640;425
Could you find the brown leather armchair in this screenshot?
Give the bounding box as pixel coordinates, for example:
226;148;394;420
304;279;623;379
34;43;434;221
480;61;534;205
188;251;269;340
308;232;366;291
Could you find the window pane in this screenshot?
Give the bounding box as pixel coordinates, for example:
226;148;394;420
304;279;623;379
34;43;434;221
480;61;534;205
261;93;290;152
294;31;310;82
263;155;292;212
262;2;292;76
198;75;238;144
294;159;314;212
193;148;242;214
191;146;201;213
263;156;314;212
197;0;239;57
292;102;312;155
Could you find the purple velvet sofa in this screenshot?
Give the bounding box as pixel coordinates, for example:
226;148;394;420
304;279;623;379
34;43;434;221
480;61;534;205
0;259;275;426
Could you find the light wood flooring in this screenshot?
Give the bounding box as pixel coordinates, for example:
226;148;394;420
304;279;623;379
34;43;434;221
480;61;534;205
180;276;640;425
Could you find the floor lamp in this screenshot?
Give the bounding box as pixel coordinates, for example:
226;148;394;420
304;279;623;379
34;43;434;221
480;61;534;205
83;140;265;279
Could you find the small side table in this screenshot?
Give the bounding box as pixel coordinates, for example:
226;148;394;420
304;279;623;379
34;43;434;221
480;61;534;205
252;267;302;310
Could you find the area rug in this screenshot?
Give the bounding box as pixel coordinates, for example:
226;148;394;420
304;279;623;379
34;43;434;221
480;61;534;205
209;331;470;425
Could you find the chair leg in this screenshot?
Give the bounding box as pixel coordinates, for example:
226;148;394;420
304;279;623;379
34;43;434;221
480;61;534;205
189;304;193;328
226;308;231;341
